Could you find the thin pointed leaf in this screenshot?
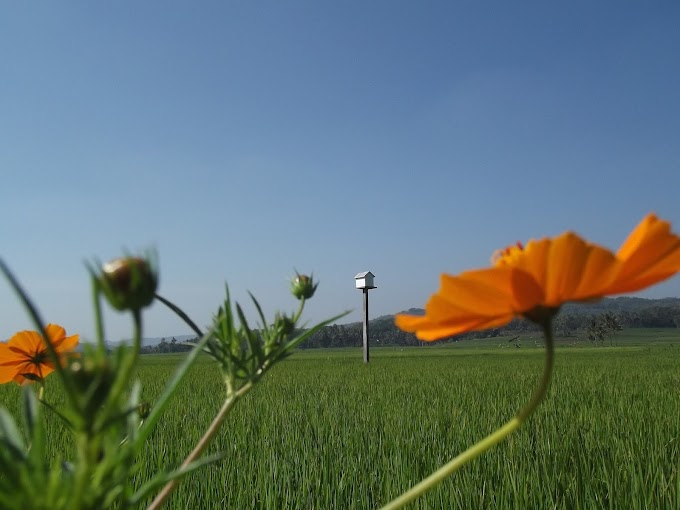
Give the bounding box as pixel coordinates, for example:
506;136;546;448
248;291;270;334
22;388;46;483
0;408;27;460
236;303;263;363
154;294;204;337
38;399;74;430
21;387;40;442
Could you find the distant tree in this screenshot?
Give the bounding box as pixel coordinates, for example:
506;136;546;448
587;313;622;346
554;315;583;338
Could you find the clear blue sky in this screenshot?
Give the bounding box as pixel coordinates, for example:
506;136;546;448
2;1;679;342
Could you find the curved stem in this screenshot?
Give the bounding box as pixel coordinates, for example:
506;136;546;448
380;321;555;510
146;382;254;510
292;298;305;324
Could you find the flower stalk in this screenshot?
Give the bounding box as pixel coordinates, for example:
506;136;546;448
146;381;254;510
381;317;555;510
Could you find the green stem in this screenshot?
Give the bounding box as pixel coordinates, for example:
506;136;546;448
97;310;142;432
380;321;555;510
155;293;204;337
135;309;143;348
117;309;142;383
146;382;254;510
92;277;106;355
72;431;95;510
292;298;305;324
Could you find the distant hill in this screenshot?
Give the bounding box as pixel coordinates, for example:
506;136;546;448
387;297;680;321
125;297;680;351
301;296;680;348
561;296;680;314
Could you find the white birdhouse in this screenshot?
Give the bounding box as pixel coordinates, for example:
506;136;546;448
354;271;376;289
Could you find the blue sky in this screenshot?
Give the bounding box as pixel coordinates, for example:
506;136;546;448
2;1;679;342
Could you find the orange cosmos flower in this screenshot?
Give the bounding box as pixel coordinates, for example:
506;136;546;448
0;324;79;384
396;214;680;341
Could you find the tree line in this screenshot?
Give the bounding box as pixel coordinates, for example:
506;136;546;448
140;337;195;354
138;298;680;352
300;300;680;348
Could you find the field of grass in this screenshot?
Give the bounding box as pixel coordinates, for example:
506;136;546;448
1;329;679;509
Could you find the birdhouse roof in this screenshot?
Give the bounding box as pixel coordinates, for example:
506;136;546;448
354;271;375;279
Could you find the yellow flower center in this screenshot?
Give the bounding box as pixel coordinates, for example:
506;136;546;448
492;241;525;267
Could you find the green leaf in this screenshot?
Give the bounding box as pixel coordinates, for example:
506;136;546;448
38;399;74;430
236;302;263;365
22;387;46;482
0;408;26;460
21;387;40;442
248;291;270;334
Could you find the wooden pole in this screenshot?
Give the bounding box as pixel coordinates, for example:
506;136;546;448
363;288;370;363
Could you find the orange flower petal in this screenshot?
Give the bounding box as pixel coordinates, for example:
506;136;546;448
510;269;546;310
394;313;433;331
0;342;24;367
0;324;78;385
513;238;550;291
395;311;513;341
45;324;66;343
0;361;20;383
54;334;79;353
572;244;621;300
44;324;79;353
395;214;680;342
505;233;626;304
394;266;543;341
607;214;680;294
542;233;591;305
13;362;53;385
617;213;662;260
436;268;514;315
437;267;543;318
6;330;43;358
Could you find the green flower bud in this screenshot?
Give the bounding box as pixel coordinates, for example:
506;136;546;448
99;256;158;311
290;272;318;300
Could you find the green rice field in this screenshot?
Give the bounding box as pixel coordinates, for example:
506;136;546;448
2;329;679;509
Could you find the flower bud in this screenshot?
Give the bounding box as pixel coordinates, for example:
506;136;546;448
99;256;158;311
290;273;318;300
